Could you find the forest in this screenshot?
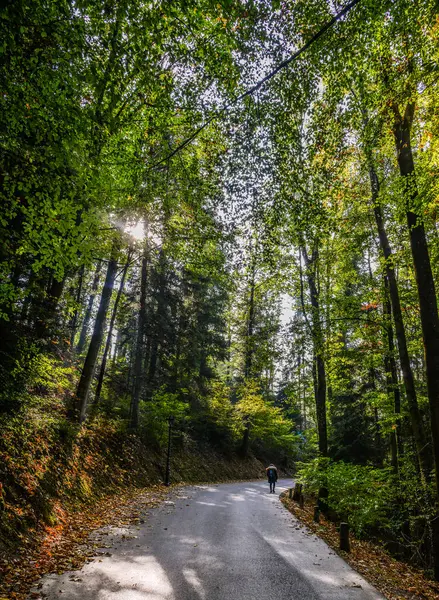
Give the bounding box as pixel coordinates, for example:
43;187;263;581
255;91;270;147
1;0;439;588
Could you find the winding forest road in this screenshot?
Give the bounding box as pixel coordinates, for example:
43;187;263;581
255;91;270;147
36;480;384;600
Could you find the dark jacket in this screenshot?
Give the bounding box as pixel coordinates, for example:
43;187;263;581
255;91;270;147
266;466;278;482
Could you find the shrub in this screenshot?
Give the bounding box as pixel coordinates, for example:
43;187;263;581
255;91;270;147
296;458;394;536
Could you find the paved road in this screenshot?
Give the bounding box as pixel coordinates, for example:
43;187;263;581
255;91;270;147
36;480;384;600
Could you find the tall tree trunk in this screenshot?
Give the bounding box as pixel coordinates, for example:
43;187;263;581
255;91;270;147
145;250;167;397
369;367;385;467
174;308;184;392
311;348;318;412
297;354;302;431
244;262;256;378
302;245;328;458
370;164;431;478
34;275;66;340
242;261;256;457
147;339;159;385
95;248;132;405
77;261;102;354
226;319;232;383
392;101;439;578
298;351;307;430
383;275;401;473
130;240;148;429
75;241;120;422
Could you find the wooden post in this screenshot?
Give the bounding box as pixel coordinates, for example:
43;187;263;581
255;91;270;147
299;494;304;509
340;522;350;552
293;483;302;501
313;505;320;523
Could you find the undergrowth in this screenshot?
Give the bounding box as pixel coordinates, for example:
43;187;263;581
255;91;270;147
0;354;267;553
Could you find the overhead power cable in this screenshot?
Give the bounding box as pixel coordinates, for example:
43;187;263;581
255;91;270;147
151;0;361;169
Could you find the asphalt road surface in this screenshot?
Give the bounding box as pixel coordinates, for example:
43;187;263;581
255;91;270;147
36;479;384;600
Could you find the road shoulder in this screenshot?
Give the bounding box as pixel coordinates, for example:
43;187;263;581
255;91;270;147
280;490;439;600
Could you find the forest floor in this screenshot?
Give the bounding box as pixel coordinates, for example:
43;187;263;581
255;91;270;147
281;492;439;600
0;484;170;600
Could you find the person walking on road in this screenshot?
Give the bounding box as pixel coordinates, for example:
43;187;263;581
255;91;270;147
266;463;278;493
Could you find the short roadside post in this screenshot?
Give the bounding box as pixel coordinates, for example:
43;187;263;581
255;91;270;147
165;416;174;486
293;483;302;501
313;505;320;523
340;522;350;552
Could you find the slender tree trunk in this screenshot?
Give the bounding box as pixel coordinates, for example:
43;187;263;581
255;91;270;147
302;245;328;457
383;275;401;473
77;261;102;354
312;349;318;410
244;263;256;378
242;261;256;457
141;336;151;388
297;354;302;431
241;416;250;458
174;309;184;392
298;351;307;430
34;275;66;340
75;241;120;422
147;339;159;385
368;367;385;467
393;104;438;470
314;354;327;456
95;249;132;405
226;319;232;383
370;164;431;478
130;241;148;429
145;250;167;397
392;102;439;578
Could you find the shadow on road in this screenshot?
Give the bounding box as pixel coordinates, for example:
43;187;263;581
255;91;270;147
40;480;380;600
